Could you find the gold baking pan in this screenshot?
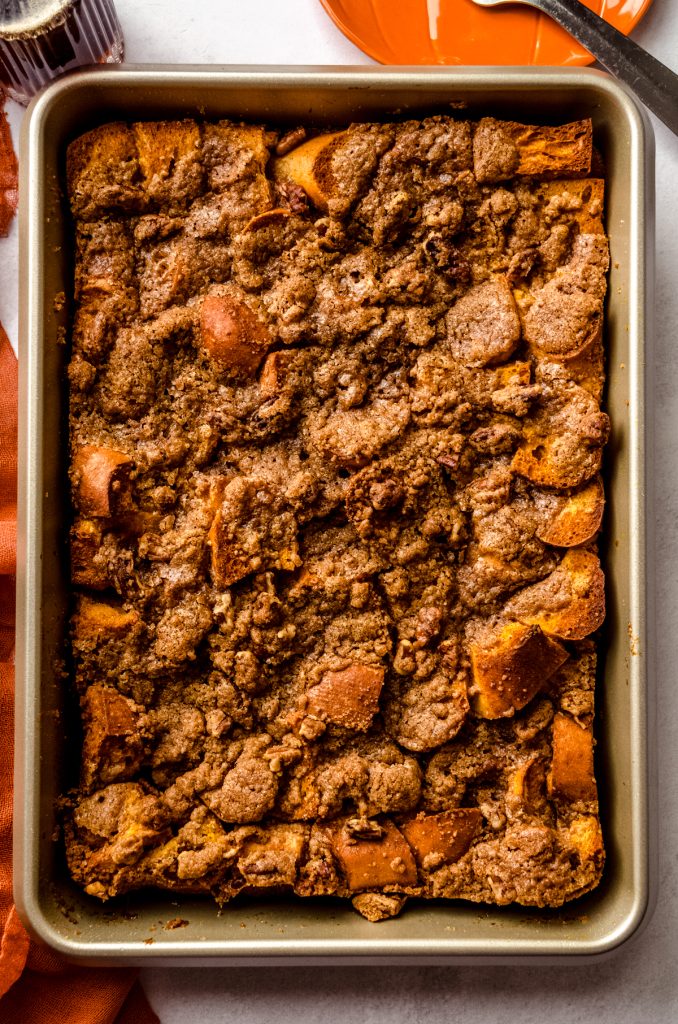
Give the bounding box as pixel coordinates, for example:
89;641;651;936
13;66;655;963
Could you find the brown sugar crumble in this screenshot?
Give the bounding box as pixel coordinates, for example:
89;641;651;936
64;114;608;921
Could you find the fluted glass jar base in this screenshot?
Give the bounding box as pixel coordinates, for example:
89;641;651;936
0;0;124;106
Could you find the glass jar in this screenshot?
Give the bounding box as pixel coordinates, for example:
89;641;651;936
0;0;124;105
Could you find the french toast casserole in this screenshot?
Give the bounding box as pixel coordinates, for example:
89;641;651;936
64;113;609;922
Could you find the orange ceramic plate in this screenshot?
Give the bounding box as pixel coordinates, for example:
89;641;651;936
319;0;654;66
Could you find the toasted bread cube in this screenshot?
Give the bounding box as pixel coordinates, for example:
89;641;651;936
238;824;307;888
505;549;605;641
563;814;604;862
81;685;142;789
400;810;482;869
535;331;604;402
469;622;569;719
272;132;345;212
173;816;235;882
208;475;300;587
306;664;385;732
74;783;163;882
473;118;592;184
114;510;163;538
73;596;139;642
133;120;203;207
208;511;249;587
537;178;605;235
447;277;521;367
512;383;609;489
523;235;609;361
328;820;418;891
72;444;133;518
71;519;110;590
203;122;271;191
200;294;272;375
548;713;597;802
535;477;605;548
67;123;142;219
512;428;605;489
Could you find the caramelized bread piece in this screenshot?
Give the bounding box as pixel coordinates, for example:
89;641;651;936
67;122;142;219
563;814;604;863
72;596;139;643
238;825;307;889
81;685;143;789
505;549;605;641
512;380;610;489
208;475;300;587
546;333;605;402
202;121;272;194
473;118;592;184
469;621;569;719
351;892;407;922
200;293;273;375
72;444;133;518
72;220;138;363
523;235;609;359
272;132;346;212
273;124;395;218
306;664;385;732
446;277;521;367
534;477;605;548
69;783;164;899
133;119;203;207
327;819;418;891
537;178;605;236
71;519;110;590
259;349;299;398
400;809;482;868
548;713;597;802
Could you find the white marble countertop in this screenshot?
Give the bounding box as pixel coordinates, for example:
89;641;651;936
2;1;677;1019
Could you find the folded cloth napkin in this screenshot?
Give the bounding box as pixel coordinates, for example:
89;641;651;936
0;90;160;1024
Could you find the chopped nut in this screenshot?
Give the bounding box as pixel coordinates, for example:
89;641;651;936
298;716;326;742
344;818;385;841
275;127;307;157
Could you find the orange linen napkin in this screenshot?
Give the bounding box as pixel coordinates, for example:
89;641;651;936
0;99;18;237
0;89;160;1024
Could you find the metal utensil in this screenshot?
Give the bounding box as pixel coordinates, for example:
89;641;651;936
472;0;678;135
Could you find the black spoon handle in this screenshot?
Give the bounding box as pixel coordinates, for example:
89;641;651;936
529;0;678;134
